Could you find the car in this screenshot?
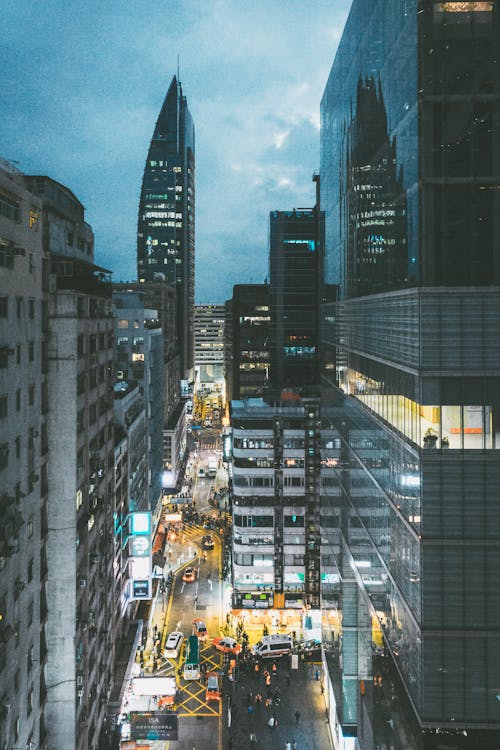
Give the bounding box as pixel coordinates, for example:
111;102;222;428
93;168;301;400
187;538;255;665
202;535;215;550
212;636;242;655
192;619;208;641
198;467;206;478
182;567;196;583
164;631;184;659
205;671;220;702
298;638;322;659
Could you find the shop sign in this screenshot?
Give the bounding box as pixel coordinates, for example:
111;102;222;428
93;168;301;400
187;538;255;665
285;597;304;609
130;536;150;557
238;592;273;609
129;711;178;741
132;580;150;599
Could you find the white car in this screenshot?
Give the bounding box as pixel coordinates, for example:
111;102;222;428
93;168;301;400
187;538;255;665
164;631;183;659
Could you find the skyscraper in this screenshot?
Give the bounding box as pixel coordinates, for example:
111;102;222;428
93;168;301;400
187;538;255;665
269;202;323;392
137;75;195;377
320;2;500;748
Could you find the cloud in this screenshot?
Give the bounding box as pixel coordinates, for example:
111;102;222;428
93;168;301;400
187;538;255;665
0;0;352;302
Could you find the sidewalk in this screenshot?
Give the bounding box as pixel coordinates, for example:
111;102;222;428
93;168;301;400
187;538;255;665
224;656;332;750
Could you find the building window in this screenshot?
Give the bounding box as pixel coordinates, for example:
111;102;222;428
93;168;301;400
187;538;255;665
77;237;85;252
27;646;33;673
0;395;7;418
28;385;34;406
16;389;21;411
77;334;85;357
27;559;33;583
29;298;35;319
16;344;21;365
67;231;74;246
29;341;34;361
27;518;33;538
16;296;22;317
0;443;8;470
15;436;20;458
117;319;128;329
27;688;33;716
0;194;20;222
0;297;7;317
29;209;39;230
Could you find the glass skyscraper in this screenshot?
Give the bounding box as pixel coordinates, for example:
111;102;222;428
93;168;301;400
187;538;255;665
320;2;500;748
137;75;195;375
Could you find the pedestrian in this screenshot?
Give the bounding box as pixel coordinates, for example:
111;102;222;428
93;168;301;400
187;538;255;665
265;697;272;709
272;712;278;728
315;668;320;682
153;658;158;672
295;710;301;727
247;704;253;718
292;742;297;750
249;731;257;743
265;673;271;687
255;692;262;705
247;690;253;705
286;742;292;750
272;661;277;674
268;715;275;728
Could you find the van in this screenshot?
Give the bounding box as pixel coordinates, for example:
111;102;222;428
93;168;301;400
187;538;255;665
251;634;293;659
164;631;183;659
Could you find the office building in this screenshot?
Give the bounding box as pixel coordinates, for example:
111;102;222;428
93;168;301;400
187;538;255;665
113;381;148;514
225;284;270;401
137;75;195;377
269;203;322;391
0;163;47;750
194;304;225;391
230;397;321;613
112;288;164;517
320;2;500;747
112;280;185;494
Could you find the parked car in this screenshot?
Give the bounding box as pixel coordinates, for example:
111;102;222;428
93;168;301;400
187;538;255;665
205;671;220;702
192;618;208;641
298;638;322;659
182;567;196;583
212;636;242;656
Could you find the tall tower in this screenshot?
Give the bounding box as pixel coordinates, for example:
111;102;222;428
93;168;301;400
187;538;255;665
320;1;500;748
137;76;195;376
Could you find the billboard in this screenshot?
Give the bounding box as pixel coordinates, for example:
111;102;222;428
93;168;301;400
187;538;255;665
129;711;178;741
129;512;152;600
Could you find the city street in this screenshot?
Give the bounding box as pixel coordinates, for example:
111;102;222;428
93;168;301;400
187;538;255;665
118;436;229;749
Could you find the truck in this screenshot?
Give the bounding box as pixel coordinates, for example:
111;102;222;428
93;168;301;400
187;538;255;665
208;457;218;478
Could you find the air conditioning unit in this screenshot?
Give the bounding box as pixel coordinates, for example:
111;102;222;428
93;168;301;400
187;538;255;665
76;674;83;687
79;577;87;588
77;688;83;698
117;370;124;380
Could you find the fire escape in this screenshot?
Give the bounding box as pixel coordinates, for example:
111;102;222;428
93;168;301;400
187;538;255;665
273;416;284;595
304;401;321;607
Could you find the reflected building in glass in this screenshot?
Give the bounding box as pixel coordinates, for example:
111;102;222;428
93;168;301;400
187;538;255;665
320;1;500;748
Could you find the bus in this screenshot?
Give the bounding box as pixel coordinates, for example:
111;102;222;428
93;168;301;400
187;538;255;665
208;457;217;478
183;635;200;680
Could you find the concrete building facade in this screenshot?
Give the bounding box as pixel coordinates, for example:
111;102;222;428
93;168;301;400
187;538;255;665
0;163;47;750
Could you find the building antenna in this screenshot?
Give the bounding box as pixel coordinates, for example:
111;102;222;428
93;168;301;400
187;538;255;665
177;53;181;87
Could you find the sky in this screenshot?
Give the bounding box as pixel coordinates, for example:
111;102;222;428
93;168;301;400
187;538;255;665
1;0;351;303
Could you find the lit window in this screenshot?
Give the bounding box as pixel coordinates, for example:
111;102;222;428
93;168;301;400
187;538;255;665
29;210;39;230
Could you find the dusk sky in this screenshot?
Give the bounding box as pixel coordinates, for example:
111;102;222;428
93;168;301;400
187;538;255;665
1;0;351;303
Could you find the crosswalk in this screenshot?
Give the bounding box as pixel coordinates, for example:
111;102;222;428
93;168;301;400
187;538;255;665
182;524;208;542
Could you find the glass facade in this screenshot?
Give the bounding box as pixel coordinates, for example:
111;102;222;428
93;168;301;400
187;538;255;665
137;76;195;373
320;0;500;746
